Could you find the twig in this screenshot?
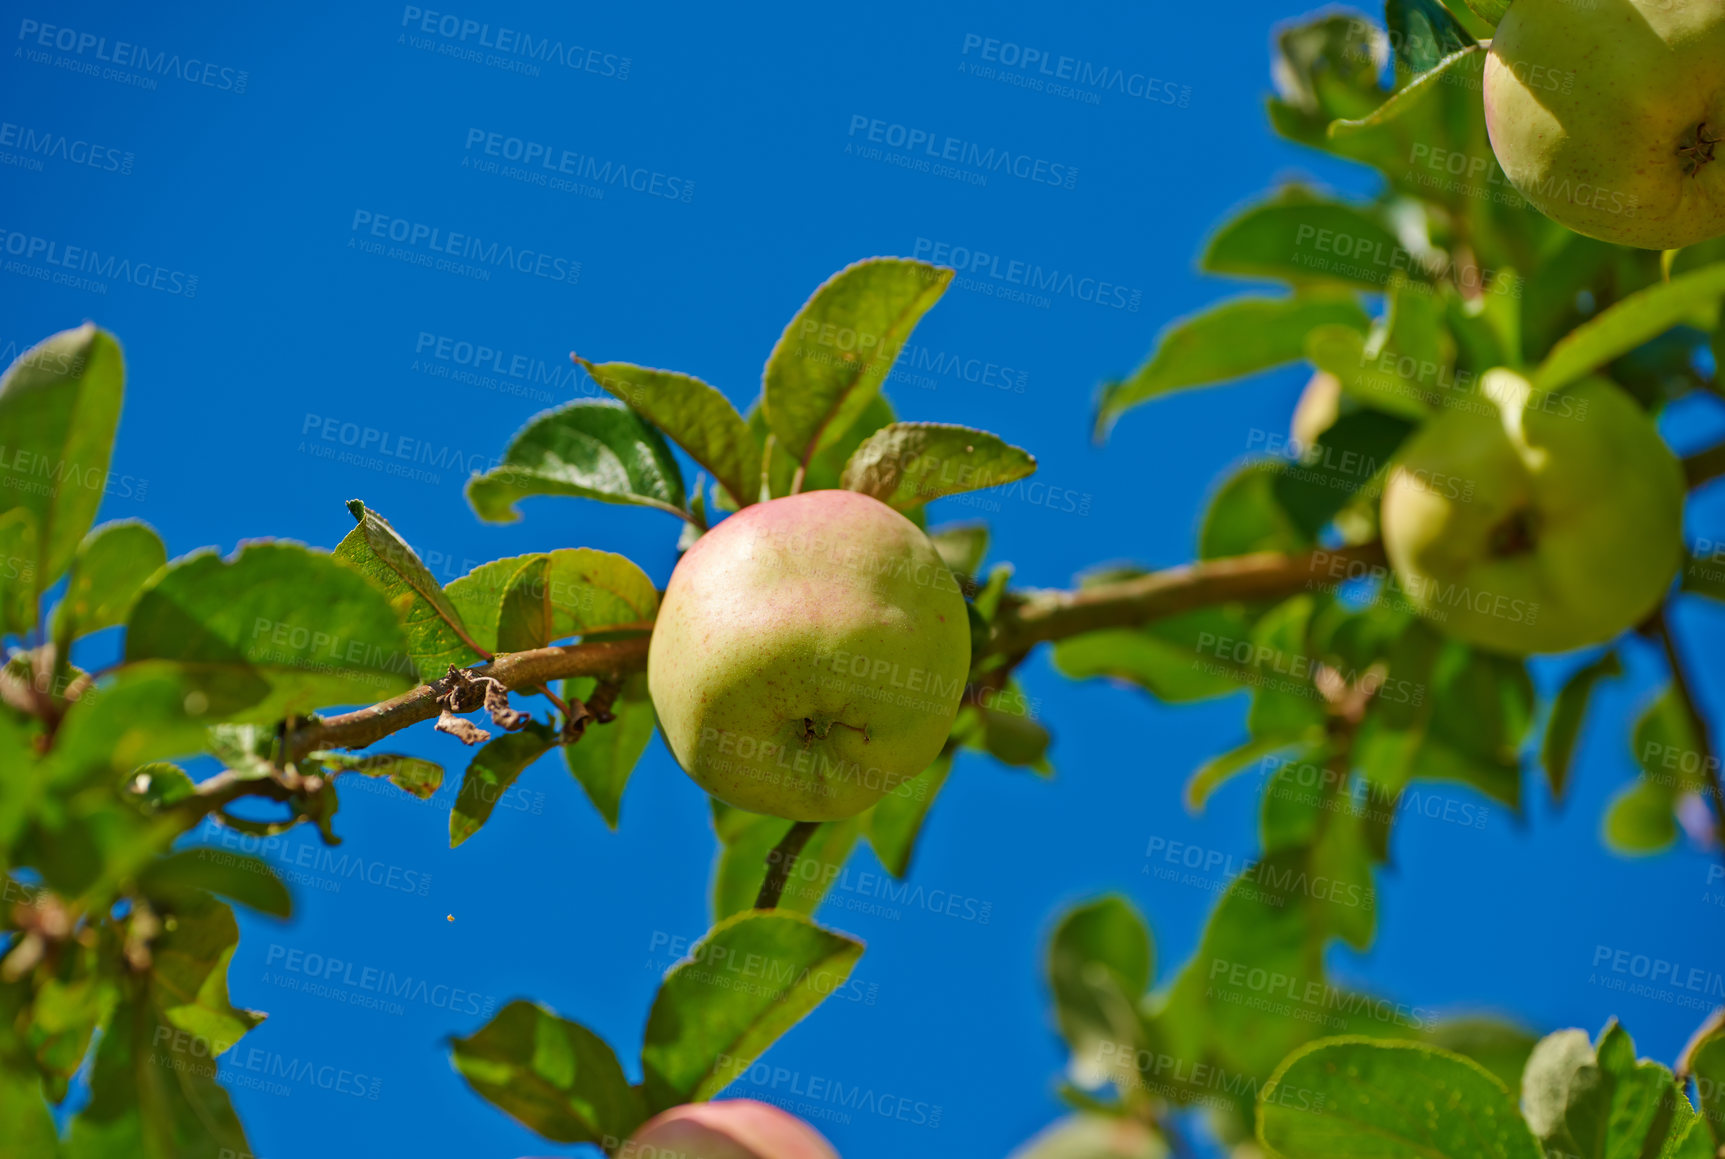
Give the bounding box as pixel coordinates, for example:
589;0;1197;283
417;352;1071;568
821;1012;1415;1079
755;821;821;910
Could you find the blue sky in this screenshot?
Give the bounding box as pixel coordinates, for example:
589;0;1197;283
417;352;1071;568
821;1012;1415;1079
6;1;1723;1155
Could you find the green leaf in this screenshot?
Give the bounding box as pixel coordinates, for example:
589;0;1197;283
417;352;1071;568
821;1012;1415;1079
450;722;558;848
1202;195;1427;293
1259;1037;1542;1159
1096;293;1368;436
1679;1013;1725;1149
577;359;760;507
466;400;687;523
124;542;417;720
1540;651;1622;803
444;554;545;654
1526;1021;1704;1159
1457;0;1509;26
866;750;954;878
1270;409;1414;538
0;507;40;637
0;325;125;598
66;893;263;1159
562;673;654;828
710;802;862;921
1607;687;1703;854
1531;263;1725;393
1385;0;1475;73
1188;736;1297;810
0;1056;60;1155
125;762;197;813
763;257;952;467
334;500;487;679
640;911;864;1110
446;548;657;656
839;422;1036;509
1199;461;1310;559
309;751;444;800
137;848;292;918
50;520;166;644
449;1000;645;1145
744;392;896;505
928;522;989;580
1048;896;1153;1067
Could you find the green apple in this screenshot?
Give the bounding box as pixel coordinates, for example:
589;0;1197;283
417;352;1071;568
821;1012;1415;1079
1381;371;1682;654
1483;0;1725;249
625;1099;840;1158
648;489;970;821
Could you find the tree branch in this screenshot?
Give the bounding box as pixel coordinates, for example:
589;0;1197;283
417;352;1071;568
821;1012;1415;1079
984;542;1387;658
282;636;651;762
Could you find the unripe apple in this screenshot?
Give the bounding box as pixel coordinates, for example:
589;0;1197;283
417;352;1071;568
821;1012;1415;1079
1483;0;1725;249
648;490;970;821
623;1099;840;1158
1381;371;1682;655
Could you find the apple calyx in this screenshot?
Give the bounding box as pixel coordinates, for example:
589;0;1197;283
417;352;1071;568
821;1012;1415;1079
1680;121;1721;177
1487;507;1540;557
800;716;870;744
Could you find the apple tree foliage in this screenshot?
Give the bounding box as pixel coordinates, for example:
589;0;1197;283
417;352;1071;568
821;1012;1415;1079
3;1;1725;1155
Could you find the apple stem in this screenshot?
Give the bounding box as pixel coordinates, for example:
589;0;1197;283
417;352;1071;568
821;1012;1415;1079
756;821;821;910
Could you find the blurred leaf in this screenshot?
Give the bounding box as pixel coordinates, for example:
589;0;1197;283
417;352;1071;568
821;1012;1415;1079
450;1000;644;1145
1259;1038;1540;1158
1188;736;1296;810
1095;293;1368;436
1605;779;1680;854
640;911;863;1110
0;1063;58;1156
1304;324;1430;422
578;359;760;508
137;848;292;918
1423;1018;1537;1095
709;802;862;921
334;500;486;679
1532;263;1725;392
1008;1114;1168;1159
450;722;558;848
1524;1021;1703;1159
840;422;1035;509
1540;651;1621;803
310;751;443;800
763;257;951;467
466;400;687;523
1048;896;1153;1069
123;542;417;721
0;507;40;637
562;673;654;828
1679;1014;1725;1149
1456;0;1509;26
0;325;125;598
1053;605;1259;704
867;749;954;878
1607;686;1703;854
1385;0;1475;73
977;699;1053;775
1202;195;1426;294
928;522;989;580
125;762;197;813
1267;15;1387;143
1198;461;1310;559
50;520;166;644
65;893;263;1159
1271;409;1414;538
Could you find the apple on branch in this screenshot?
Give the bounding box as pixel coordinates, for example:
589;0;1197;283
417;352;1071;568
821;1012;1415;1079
648;489;971;821
1380;371;1683;655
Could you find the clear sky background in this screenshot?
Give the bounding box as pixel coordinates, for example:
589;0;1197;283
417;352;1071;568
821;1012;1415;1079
5;1;1723;1155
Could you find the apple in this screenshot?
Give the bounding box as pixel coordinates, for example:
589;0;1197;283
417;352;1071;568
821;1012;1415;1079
648;489;970;821
1483;0;1725;249
624;1099;840;1158
1380;371;1683;655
